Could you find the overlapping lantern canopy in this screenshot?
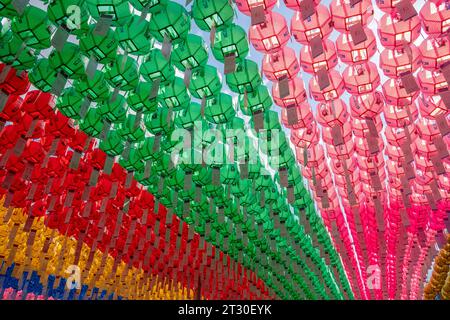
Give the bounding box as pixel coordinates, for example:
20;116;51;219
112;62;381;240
0;0;449;301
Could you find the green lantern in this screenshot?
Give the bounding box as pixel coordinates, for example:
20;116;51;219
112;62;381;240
56;87;85;120
118;114;145;142
129;0;167;13
138;136;161;162
47;0;90;35
104;54;139;91
144;106;173;135
212;24;248;62
230;179;250;197
74;70;110;102
148;2;190;44
166;169;186;191
79;108;104;138
28;59;58;92
119;148;144;172
171;34;208;72
86;0;131;27
189;65;222;99
126;81;158;114
0;0;19;17
159;77;190;111
204;93;236;124
192;0;234;31
116;15;153;55
48;42;85;79
220;164;239;185
174;102;202;130
139;49;175;84
11;6;51;50
0;34;36;70
239;85;272;115
79;24;118;64
226;59;261;94
192;166;212;186
97;94;127;123
154;153;176;177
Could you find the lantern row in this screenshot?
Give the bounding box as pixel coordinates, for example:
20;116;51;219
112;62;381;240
233;0;450;299
0;0;355;299
0;89;275;300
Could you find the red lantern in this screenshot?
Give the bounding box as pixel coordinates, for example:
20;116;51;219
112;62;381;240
419;37;450;71
272;77;307;107
349;91;384;119
0;65;30;96
375;0;417;14
299;39;338;74
235;0;277;15
309;69;345;101
420;1;450;39
280;101;315;129
382;78;420;106
336;28;377;65
316;99;349;127
378;13;421;49
290;122;320;148
379;45;421;78
330;0;373;33
291;5;333;44
262;47;300;81
296;143;324;168
383;103;419;128
417;94;448;119
342;62;380;95
417;69;448;95
249;11;291;54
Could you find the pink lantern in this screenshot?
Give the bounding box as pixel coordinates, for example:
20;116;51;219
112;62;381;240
299;39;338;74
235;0;277;15
262;47;300;81
379;45;421;78
336;28;377;65
322;122;353;145
326;139;355;160
291;5;333;44
385;143;417;162
249;11;291;54
384;124;417;147
280;101;315;129
383;103;419;128
316;99;349;128
309;69;345;101
417;69;448;95
382;78;420;106
351;115;383;138
291;122;320;148
419;1;450;39
343;62;381;95
296;143;325;168
414;153;437;173
272;77;307;107
283;0;320;12
417;94;448;119
375;0;417;14
357;153;385;172
359;168;386;185
378;13;421;50
350;91;384;118
419;37;450;71
330;0;374;33
302;160;329;180
416;117;446;142
334;169;359;188
354;136;384;157
330;156;356;175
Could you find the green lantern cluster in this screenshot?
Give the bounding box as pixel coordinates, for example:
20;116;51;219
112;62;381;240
0;0;354;300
